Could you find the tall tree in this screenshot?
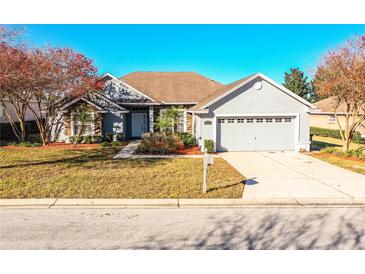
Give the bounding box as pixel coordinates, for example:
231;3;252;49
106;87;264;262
283;68;313;100
26;48;102;145
0;26;32;142
314;35;365;152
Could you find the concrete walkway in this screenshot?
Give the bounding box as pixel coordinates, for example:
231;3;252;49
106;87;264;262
221;151;365;200
113;140;141;159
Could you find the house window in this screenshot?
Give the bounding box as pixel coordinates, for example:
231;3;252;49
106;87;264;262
256;118;263;123
227;118;234;123
266;118;273;123
328;115;335;124
218;118;225;123
237;118;244;123
160;108;186;133
247;118;254;123
73;112;94;136
275;118;282;123
284;118;292;123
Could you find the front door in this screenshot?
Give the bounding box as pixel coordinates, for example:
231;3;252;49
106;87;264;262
132;113;147;137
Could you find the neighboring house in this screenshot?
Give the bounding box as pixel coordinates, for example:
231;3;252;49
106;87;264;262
309;96;365;138
0;99;39;124
54;72;316;152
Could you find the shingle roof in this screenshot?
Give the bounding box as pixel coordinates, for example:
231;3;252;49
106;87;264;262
189;74;255;111
120;72;223;103
314;97;351;113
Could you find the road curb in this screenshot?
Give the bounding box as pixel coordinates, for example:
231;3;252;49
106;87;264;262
2;198;365;208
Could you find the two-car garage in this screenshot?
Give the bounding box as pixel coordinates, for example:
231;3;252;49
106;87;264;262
190;73;315;152
216;115;296;152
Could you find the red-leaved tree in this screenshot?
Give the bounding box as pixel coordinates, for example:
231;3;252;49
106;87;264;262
26;47;103;145
314;35;365;152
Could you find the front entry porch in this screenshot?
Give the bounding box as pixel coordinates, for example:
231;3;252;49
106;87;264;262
124;105;155;139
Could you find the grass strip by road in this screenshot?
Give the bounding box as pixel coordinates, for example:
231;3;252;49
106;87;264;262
0;146;244;199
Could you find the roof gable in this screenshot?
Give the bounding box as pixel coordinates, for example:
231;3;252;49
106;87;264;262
60;92;129;113
189;73;317;112
120;72;223;103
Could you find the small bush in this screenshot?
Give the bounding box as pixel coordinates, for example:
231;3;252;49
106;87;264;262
104;133;113;143
177;132;197;147
92;135;102;143
68;136;82;144
83;135;93;144
311;127;362;144
112;141;122;147
115;133;125;142
101;142;111;148
204;139;214;153
136;132;182;154
18;141;41;147
320;146;365;160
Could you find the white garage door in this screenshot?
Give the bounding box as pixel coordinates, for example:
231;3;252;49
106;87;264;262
217;116;296;151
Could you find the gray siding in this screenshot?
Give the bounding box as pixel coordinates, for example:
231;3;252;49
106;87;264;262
102;112;125;135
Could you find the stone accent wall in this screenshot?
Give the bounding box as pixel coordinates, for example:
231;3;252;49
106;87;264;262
94;112;102;135
186;112;193;133
64;112;72;136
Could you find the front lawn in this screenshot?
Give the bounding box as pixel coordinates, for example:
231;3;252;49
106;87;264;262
311;135;363;151
310;153;365;175
0;146;244;198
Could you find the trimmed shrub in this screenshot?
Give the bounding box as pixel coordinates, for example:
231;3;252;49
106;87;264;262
177;132;197;147
320;146;365;160
101;142;111;148
92;135;102;143
112;141;122;147
104;133;113;143
204;139;214;153
136;132;182;154
83;135;93;144
68;136;82;144
115;133;125;142
310;127;362;143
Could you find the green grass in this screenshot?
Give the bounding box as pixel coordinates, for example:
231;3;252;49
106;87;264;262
0;147;244;198
311;153;365;175
311;135;363;151
310;135;365;175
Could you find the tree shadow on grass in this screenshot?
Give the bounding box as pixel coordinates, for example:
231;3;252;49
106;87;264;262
311;140;341;151
0;148;170;169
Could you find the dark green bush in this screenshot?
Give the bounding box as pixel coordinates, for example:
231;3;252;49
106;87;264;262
136;132;182;154
177;132;197;147
83;135;93;144
115;133;125;142
112;141;122;147
310;127;362;143
204;139;214;153
101;142;111;148
92;135;102;143
68;136;81;144
104;133;113;143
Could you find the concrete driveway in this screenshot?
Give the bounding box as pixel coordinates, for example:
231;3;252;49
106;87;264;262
220;151;365;200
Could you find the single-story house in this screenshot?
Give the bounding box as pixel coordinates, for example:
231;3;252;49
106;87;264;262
54;72;316;152
309;96;365;138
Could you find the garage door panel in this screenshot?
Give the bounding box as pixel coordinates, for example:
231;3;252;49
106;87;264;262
217;116;295;151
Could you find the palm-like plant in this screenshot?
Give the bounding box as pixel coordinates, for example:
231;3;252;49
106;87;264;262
156;107;183;134
73;107;93;147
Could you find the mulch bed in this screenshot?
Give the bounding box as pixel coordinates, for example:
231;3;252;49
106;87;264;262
174;146;203;155
306;152;365;163
1;143;101;150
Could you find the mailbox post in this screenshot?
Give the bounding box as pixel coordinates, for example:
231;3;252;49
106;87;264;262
203;148;214;194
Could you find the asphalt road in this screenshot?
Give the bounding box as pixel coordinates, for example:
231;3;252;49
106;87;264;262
1;207;365;249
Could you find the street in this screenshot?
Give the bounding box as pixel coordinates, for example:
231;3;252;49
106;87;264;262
1;207;365;249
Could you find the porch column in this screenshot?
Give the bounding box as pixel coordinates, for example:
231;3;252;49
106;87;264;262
149;106;154;132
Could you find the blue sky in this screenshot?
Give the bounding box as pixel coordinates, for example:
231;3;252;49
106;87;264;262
21;24;365;84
